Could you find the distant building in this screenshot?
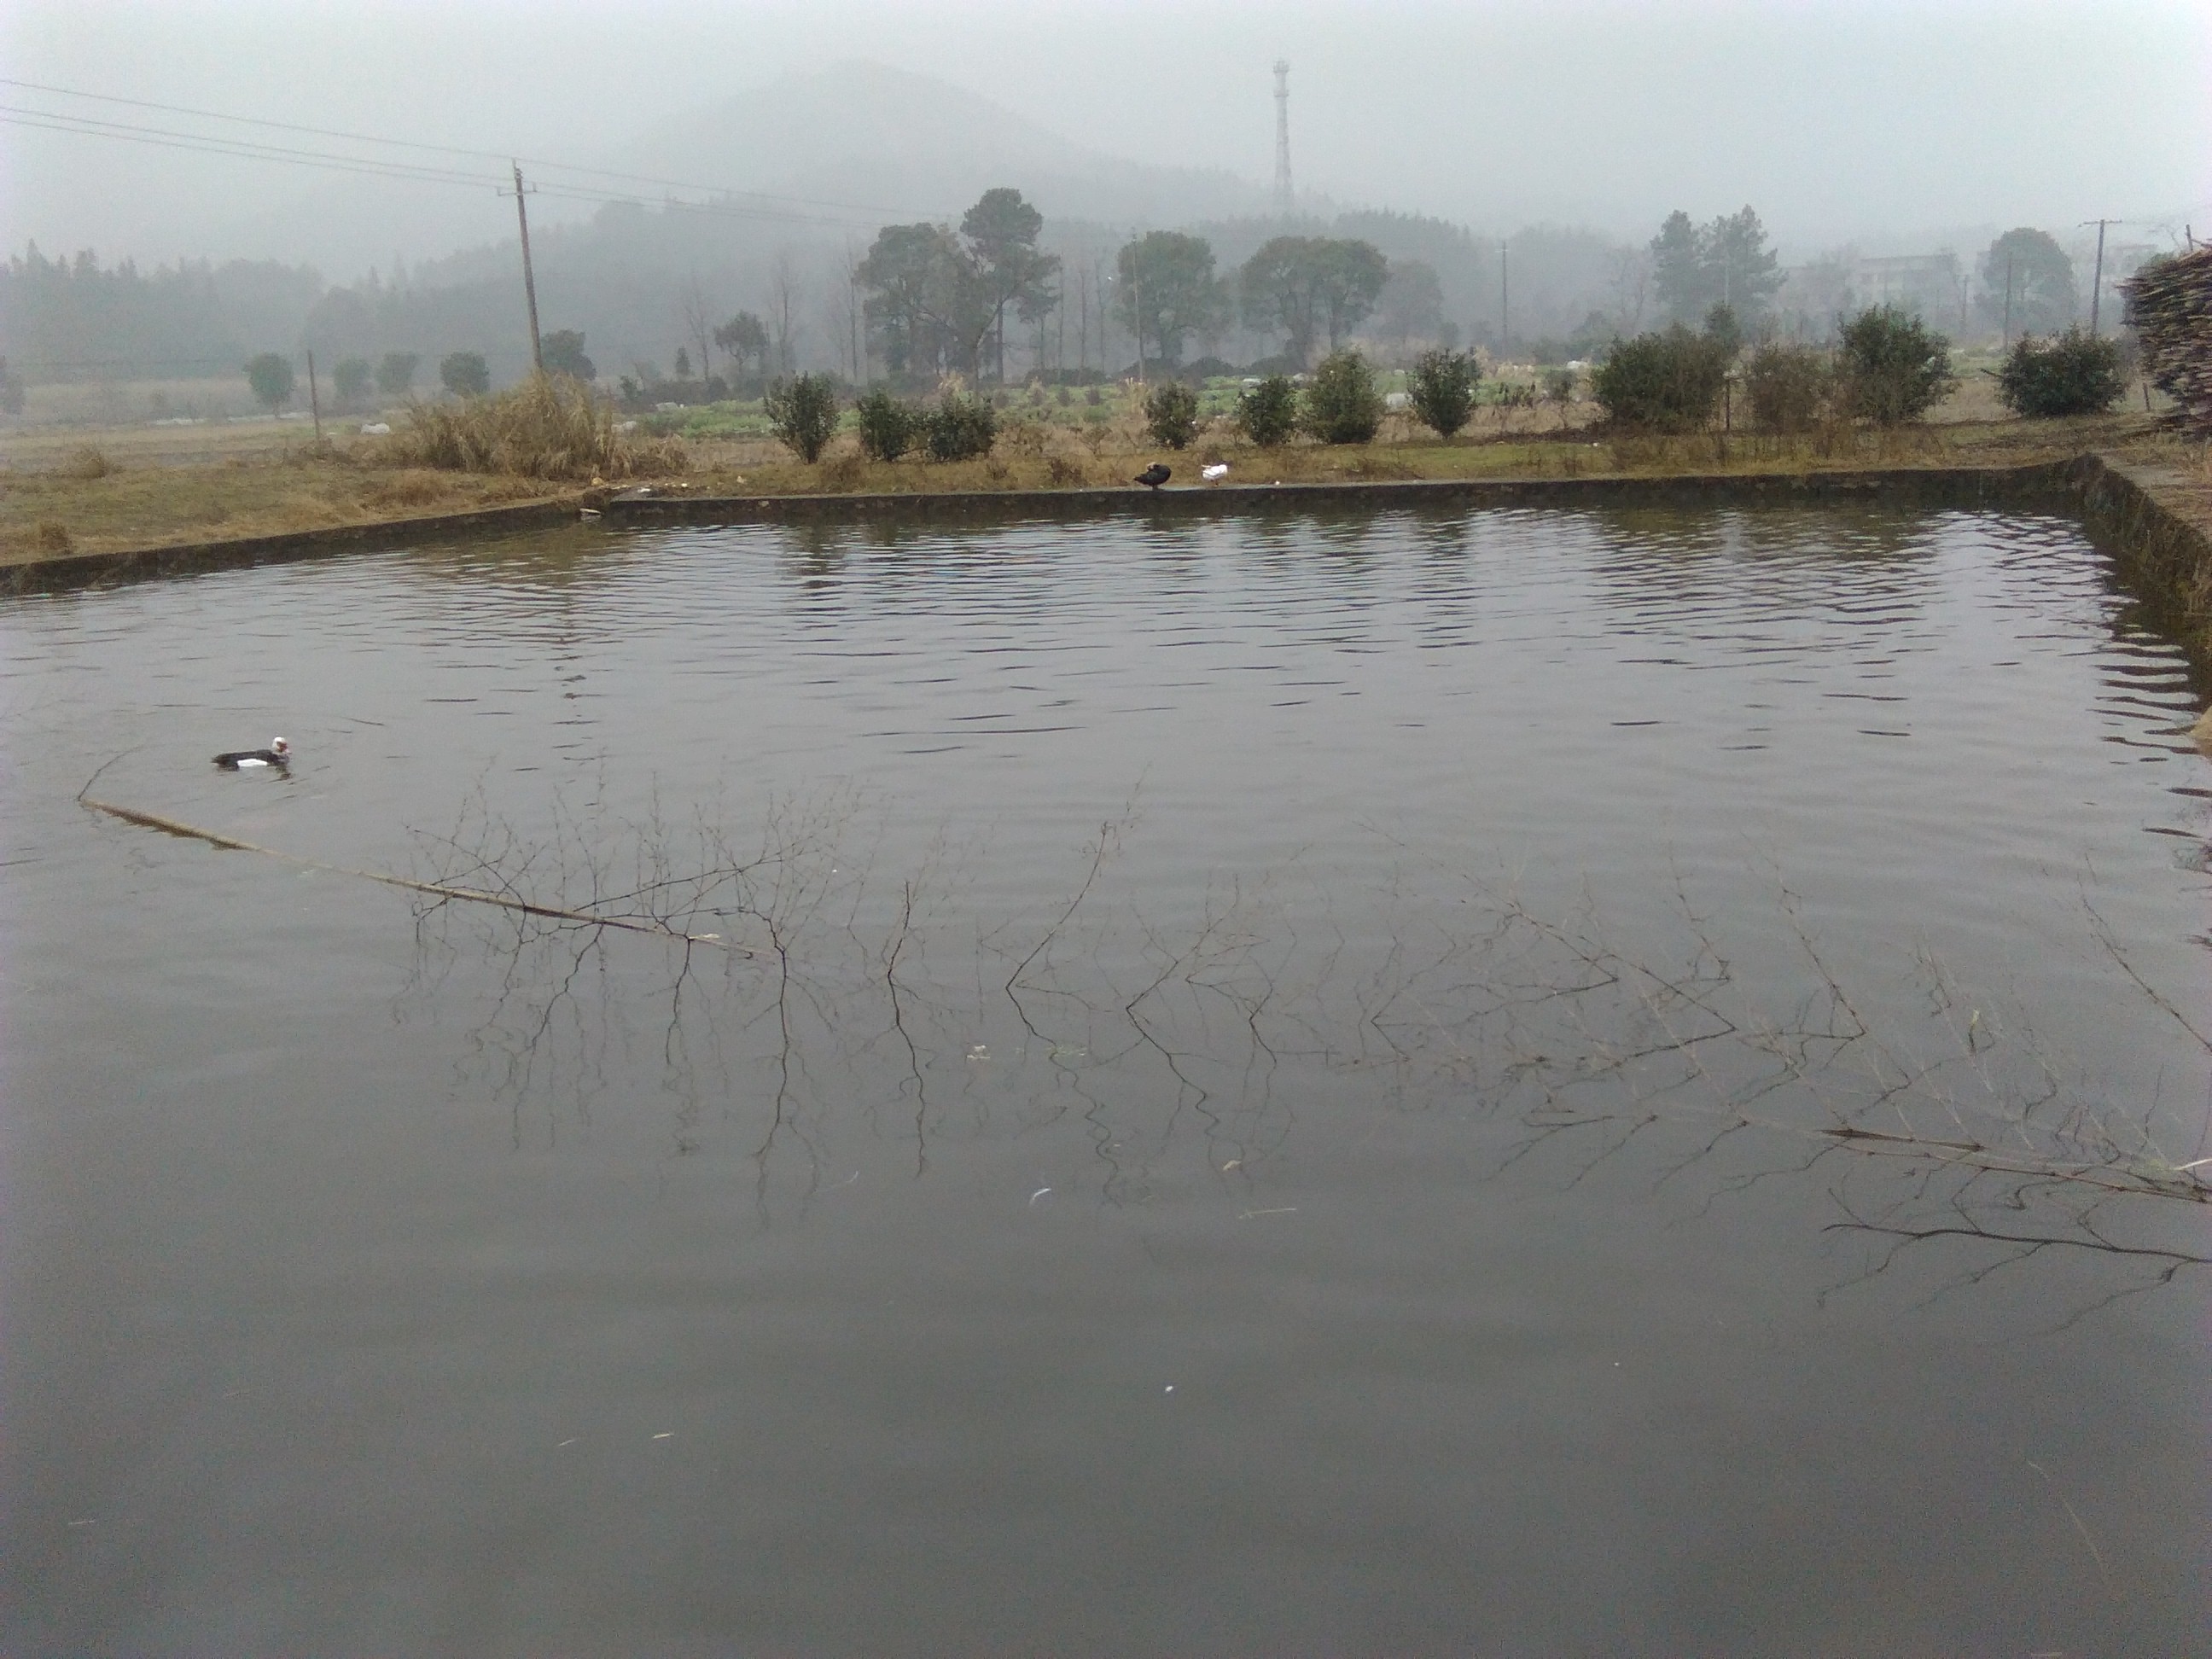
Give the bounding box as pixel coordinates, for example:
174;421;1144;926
1849;253;1964;326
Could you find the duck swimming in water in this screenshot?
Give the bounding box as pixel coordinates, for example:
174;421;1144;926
214;737;290;770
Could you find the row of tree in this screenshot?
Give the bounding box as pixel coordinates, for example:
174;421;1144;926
1646;207;2087;341
847;189;1399;382
0;193;2122;409
0;245;327;386
237;348;498;413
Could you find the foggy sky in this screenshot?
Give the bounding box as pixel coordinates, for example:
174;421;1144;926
3;0;2206;276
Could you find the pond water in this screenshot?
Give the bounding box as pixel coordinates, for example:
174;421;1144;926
3;502;2208;1654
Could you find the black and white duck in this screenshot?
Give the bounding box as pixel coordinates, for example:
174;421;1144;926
214;737;291;770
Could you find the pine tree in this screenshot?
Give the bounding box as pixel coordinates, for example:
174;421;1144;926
1650;212;1706;325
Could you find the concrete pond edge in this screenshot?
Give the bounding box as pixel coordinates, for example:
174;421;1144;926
0;496;582;595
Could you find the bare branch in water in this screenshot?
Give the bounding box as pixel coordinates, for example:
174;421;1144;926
370;783;2207;1301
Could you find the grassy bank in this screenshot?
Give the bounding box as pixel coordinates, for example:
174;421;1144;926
3;389;2203;574
672;410;2180;498
0;447;569;565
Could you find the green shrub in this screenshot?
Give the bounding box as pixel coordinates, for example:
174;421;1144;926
1409;348;1479;438
1836;306;1955;425
244;352;294;412
1237;375;1299;447
1743;342;1831;434
331;358;375;406
375;352;419;398
1301;350;1383;445
439;351;490;399
1702;303;1743;358
541;329;596;382
1588;327;1731;432
923;391;997;461
765;373;841;462
853;389;918;461
1995;327;2129;418
1143;381;1201;449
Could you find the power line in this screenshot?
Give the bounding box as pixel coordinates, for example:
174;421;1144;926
0;77;931;225
0;108;500;189
2;106;917;233
2;106;913;232
4;356;265;370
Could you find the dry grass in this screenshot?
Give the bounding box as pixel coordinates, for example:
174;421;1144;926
676;408;2162;499
57;445;114;480
0;449;576;566
389;375;685;482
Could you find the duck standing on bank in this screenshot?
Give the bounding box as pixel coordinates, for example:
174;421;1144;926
1134;463;1171;491
214;737;291;770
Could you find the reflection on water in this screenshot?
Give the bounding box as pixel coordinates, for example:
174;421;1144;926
3;503;2207;1654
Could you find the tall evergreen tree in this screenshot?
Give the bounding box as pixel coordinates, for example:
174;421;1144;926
1650;211;1706;325
960;188;1058;384
1650;207;1782;328
1702;207;1783;322
1977;229;2076;335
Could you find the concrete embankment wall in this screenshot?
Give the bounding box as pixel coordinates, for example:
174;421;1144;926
0;498;581;597
595;464;2065;527
2061;455;2212;655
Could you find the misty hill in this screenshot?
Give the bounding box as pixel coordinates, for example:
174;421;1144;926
613;61;1270;229
2;61;1647;390
178;61;1271;282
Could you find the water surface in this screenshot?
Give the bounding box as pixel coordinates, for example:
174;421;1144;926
4;502;2208;1654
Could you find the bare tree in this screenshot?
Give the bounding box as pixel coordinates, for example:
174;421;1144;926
1609;247;1650;335
842;242;864;382
771;253;800;376
680;275;716;387
1076;263;1091;374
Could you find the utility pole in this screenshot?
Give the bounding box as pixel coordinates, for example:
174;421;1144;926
846;244;863;383
306;349;323;443
1130;238;1145;384
2002;255;2014;348
1272;61;1294;218
1499;241;1510;358
2081;218;2115;336
508;161;544;373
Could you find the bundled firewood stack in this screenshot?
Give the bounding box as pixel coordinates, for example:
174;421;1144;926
2122;247;2212;434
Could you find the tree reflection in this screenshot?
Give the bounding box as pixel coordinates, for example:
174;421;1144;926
395;788;2209;1306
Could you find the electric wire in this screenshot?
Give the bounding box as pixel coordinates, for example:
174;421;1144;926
0;78;933;224
1;106;918;230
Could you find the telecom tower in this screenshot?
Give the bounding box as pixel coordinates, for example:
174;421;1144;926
1272;61;1293;218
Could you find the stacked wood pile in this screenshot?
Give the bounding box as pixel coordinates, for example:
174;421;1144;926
2123;247;2212;434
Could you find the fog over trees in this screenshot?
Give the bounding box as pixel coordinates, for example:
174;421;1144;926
0;5;2201;398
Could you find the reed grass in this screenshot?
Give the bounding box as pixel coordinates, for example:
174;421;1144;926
391;375;686;482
